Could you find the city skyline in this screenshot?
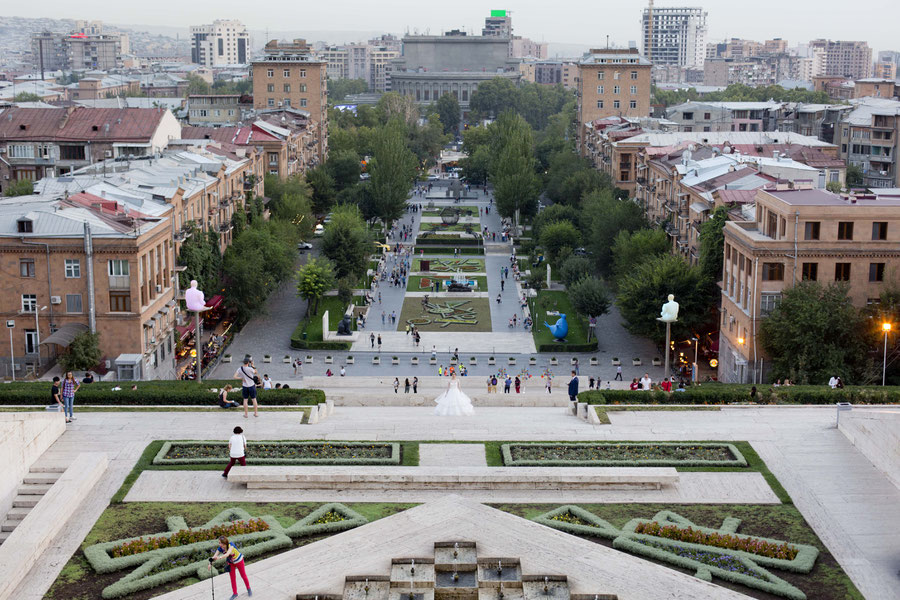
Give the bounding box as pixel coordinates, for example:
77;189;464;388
5;0;898;54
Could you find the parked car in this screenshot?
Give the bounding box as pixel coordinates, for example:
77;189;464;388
297;241;313;250
427;175;440;181
314;224;325;236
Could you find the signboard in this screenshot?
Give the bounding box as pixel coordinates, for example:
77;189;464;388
490;9;507;17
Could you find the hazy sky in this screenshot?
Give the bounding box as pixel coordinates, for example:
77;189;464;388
12;0;900;53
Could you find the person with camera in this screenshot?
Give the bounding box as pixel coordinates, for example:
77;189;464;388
208;533;252;599
234;357;259;418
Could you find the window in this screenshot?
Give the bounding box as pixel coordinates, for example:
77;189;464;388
597;85;604;94
760;293;782;315
872;222;888;240
596;100;604;109
266;69;273;77
109;291;131;312
804;222;820;240
762;262;784;281
268;152;278;166
630;100;637;109
630;85;637;94
613;100;620;109
267;98;275;107
108;259;129;276
266;84;274;92
683;112;694;120
613;71;620;80
299;84;307;92
19;258;35;278
8;144;34;158
630;71;638;79
704;112;711;120
300;98;307;107
66;294;83;313
837;221;854;240
65;259;80;278
283;69;290;77
299;69;306;77
597;72;604;80
802;262;818;281
870;262;885;282
283;83;291;92
834;263;851;281
613;85;620;94
25;330;37;355
59;145;85;160
21;294;37;313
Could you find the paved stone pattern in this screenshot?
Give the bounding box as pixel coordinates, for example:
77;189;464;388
412;443;487;467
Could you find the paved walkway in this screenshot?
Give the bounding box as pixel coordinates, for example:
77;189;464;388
10;406;900;600
419;443;487;466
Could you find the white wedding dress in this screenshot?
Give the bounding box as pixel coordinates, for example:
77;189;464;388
434;377;475;416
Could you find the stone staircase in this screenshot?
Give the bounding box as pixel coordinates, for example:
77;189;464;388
0;466;64;545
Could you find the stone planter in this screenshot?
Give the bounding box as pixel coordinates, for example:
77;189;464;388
570;357;579;365
469;357;477;365
346;356;355;364
411;357;419;365
263;355;272;363
652;357;662;366
450;357;458;365
325;356;333;364
222;355;232;363
611;358;621;366
306;355;314;364
372;356;380;365
391;357;399;365
429;358;437;365
529;357;537;366
590;357;599;366
488;357;496;365
508;357;516;365
550;358;559;366
283;355;291;363
632;358;642;366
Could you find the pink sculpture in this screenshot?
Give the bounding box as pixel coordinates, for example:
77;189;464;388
185;280;209;312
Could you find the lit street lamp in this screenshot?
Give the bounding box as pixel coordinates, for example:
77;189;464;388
882;322;891;386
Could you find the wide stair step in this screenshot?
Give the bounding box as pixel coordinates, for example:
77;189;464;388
17;483;52;495
12;496;39;508
0;531;10;544
5;508;30;522
1;520;18;533
28;464;67;474
23;473;61;485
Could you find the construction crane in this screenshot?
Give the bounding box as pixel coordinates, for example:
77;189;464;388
646;0;654;63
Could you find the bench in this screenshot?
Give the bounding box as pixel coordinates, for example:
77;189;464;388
227;466;679;491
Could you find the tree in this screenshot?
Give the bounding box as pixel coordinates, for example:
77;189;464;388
435;93;461;135
698;206;729;288
305;166;336;215
327;78;367;103
321;204;370;280
375;92;419;128
532;204;580;240
459;146;491;185
325;149;362;191
612;228;670;282
760;282;874;384
581;188;647;276
559;255;594;287
185;74;211;96
616;254;710;342
13;92;41;102
540;220;581;266
569;277;611;322
491;112;540;222
222;224;295;322
59;332;102;373
826;181;842;193
5;179;34;197
296;257;336;316
368;119;417;228
846;164;864;187
177;225;220;294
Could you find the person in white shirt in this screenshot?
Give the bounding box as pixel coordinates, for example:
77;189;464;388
828;376;838;389
262;374;273;390
639;373;652;390
234;358;259;418
222;426;247;478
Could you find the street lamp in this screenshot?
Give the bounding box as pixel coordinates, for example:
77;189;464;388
34;306;47;367
691;336;699;382
882;322;891;386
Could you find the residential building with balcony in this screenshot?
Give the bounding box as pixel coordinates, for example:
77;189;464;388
666;101;787;133
187;95;245;126
641;6;708;68
838;97;900;189
190;20;249;67
809;39;872;80
784;104;853;143
66;73;141;100
0;107;181;192
718;187;900;383
854;78;900;100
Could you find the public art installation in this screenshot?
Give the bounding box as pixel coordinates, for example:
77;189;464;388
407;300;479;327
184;280;209;313
544;313;569;341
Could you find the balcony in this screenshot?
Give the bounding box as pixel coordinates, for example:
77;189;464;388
219;222;233;233
109;275;130;290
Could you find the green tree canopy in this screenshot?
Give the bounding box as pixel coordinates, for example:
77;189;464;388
846;164;864;187
327;78;367;103
296;257;336;316
222;223;296;322
321;204;370;280
616;253;710;342
581;188;647;276
569;276;611;320
490;112;540;221
177;224;221;294
760;282;874;384
559;255;594;287
470;78;572;129
59;332;102;373
185;74;211;96
532;204;581;240
326;149;362;191
539;220;581;266
305;166;336;215
5;179;34;197
369;119;418;227
435;93;461;135
460;145;491;185
612;228;670;282
13;92;42;102
698;205;729;286
652;83;833;107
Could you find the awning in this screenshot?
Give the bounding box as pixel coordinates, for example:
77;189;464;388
40;323;89;347
205;295;224;310
690;201;711;213
176;322;195;341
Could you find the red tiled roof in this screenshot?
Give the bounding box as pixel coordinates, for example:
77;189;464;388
181;125;280;146
0;107;167;142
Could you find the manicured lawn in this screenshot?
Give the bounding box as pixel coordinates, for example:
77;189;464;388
398;297;493;332
419;223;478;233
407;275;488;292
529;290;593;350
295;296;353;342
413;257;485;272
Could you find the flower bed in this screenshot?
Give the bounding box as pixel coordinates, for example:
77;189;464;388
636;539;766;580
111;518;269;557
634;521;798;561
153;441;401;466
501;442;747;467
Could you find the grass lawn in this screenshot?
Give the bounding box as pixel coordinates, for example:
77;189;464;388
529;290;592;349
295;296;353;341
419;223;478;233
494;503;862;600
413;257;485;273
407;275;488;292
398;297;493;332
45;501;417;600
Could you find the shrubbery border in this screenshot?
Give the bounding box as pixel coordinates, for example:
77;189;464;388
152;441;401;466
577;386;900;405
501;442;747;467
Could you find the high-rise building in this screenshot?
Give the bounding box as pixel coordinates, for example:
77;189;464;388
877;50;900;71
190;20;249;67
874;62;897;81
641;6;708;68
317;43;398;92
482;10;512;37
30;32;68;72
30;22;128;72
809;39;872;80
252;40;328;161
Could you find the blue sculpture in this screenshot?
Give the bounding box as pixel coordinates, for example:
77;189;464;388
544;313;569;341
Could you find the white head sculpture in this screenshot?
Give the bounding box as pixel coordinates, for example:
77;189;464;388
184;280;208;312
660;294;679;322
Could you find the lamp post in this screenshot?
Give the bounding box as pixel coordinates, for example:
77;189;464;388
34;305;47;367
6;320;14;381
691;336;699;382
737;337;746;383
882;322;891;386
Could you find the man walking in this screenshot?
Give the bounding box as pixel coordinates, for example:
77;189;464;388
222;426;247;478
500;279;505;292
432;346;437;361
377;335;382;352
370;332;376;348
413;377;418;393
568;370;580;403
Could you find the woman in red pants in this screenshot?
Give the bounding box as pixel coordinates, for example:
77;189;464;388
209;535;252;599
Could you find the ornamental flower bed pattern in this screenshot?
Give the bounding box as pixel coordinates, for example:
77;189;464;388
502;442;747;467
634;521;799;561
534;506;818;600
111;518;269;557
153;441;401;466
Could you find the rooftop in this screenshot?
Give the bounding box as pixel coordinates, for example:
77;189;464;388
842;97;900;126
615;131;834;148
764;187;900;207
0;107;170;142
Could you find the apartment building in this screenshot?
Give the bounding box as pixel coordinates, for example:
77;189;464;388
31;22;129;72
187;95;244;126
873;62;897;80
0;193;177;380
138;73;189;98
0;107;181;191
66;73;141;100
252;40;328;161
809;39;872;80
854;79;900;100
533;60;579;90
576;48;652;156
838;97;900;189
666;101;786;133
786;104;853;143
190;20;249;67
641;6;708;68
719;187;900;383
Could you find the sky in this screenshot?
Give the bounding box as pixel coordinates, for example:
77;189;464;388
10;0;900;54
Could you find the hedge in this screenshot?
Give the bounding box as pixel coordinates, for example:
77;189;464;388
415;246;484;255
289;337;352;350
537;342;598;353
501;442;747;467
577;385;900;405
414;236;480;245
85;504;366;599
152;441;401;466
0;380;324;406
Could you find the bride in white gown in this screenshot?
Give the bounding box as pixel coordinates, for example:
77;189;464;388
434;373;475;416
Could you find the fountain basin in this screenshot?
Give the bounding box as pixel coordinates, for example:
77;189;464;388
477;559;521;585
434;541;477;568
390;559;435;588
344;577;391;600
435;569;478;589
